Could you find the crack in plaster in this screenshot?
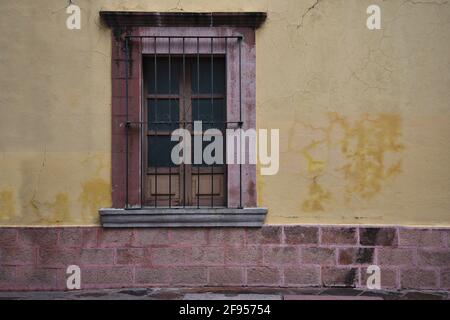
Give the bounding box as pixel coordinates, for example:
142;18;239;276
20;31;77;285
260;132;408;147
297;0;322;30
30;146;47;210
168;0;184;12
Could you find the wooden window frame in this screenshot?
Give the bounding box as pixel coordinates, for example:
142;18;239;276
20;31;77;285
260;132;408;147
143;56;227;207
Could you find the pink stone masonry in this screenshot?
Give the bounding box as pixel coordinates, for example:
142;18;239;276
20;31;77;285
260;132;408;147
0;226;448;291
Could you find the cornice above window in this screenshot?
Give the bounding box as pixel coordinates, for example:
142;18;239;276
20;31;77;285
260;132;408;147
99;11;267;28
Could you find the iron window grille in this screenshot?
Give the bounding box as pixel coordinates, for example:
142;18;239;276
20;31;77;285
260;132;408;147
122;35;244;209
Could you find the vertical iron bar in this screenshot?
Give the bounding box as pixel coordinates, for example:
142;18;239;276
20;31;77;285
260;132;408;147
154;37;158;208
168;37;172;208
140;37;144;209
182;37;186;208
197;37;200;208
238;37;243;209
224;38;228;208
210;37;214;208
125;37;130;209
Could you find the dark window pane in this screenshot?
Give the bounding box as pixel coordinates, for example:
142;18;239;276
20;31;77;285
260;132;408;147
191;57;225;95
192;99;225;131
145;57;181;94
148;136;178;167
148;99;179;131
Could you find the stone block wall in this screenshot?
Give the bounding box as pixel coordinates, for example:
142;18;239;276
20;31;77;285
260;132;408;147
0;226;449;291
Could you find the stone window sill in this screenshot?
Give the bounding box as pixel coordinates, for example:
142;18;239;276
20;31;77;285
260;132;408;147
99;208;268;228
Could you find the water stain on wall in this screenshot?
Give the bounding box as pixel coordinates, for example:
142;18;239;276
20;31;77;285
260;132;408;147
79;178;110;215
0;190;15;219
301;113;404;212
337;113;404;201
301;177;332;212
29;192;70;224
81;154;108;176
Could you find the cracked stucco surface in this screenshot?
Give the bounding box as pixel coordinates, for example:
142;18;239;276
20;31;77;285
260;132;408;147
0;0;450;226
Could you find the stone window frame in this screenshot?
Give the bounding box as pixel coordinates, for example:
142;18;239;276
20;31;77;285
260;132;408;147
99;12;267;227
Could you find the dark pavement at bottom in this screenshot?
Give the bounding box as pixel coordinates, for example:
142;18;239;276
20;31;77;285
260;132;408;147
0;287;449;300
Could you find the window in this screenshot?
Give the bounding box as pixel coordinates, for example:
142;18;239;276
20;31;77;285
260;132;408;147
99;11;268;227
143;56;226;207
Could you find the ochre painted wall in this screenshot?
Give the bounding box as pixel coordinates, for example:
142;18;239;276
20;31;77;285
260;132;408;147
0;0;449;226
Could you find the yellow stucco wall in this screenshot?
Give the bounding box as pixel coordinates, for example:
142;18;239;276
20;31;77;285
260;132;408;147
0;0;449;226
